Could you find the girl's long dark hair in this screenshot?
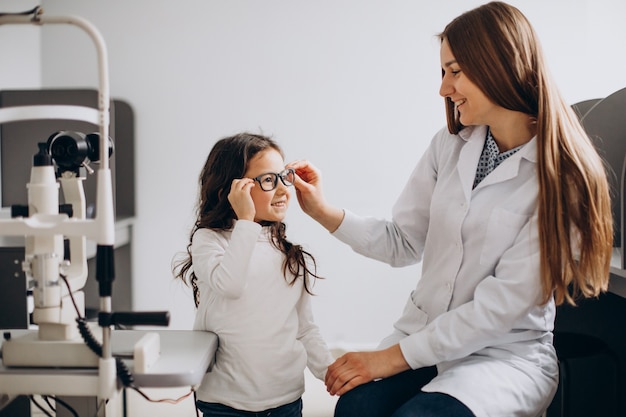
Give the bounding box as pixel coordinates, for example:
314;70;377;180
173;132;321;307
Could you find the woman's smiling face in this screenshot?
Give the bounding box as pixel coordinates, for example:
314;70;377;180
439;38;499;128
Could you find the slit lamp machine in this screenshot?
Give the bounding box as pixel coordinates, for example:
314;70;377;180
0;7;213;416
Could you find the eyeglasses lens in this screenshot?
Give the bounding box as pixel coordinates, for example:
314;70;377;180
255;169;295;191
281;169;295;186
257;174;277;191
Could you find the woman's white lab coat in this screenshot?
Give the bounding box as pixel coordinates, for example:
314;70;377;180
333;125;558;417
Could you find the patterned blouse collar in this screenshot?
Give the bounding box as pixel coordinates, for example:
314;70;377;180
473;127;524;189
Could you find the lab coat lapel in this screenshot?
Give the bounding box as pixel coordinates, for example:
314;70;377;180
475;157;520;189
474;136;537;190
457;126;487;201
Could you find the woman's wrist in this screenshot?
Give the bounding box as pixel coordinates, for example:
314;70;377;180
381;344;411;378
317;206;345;233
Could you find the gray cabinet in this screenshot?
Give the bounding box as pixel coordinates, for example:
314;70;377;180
0;89;135;316
0;89;135;417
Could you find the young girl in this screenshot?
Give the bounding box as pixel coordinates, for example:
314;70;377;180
173;132;333;417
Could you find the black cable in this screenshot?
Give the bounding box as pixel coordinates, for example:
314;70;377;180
0;6;42;17
76;317;103;357
60;274;136;388
95;398;107;417
60;271;191;403
42;395;56;412
52;396;80;417
116;355;135;388
29;395;54;417
194;390;200;417
60;273;82;317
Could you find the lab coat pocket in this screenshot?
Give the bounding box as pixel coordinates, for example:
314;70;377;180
393;291;429;335
480;207;529;267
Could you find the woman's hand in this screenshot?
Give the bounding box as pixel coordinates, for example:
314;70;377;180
325;345;410;396
228;178;256;221
287;160;344;232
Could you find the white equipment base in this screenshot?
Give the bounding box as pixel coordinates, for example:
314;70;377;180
1;327;160;370
2;330;100;368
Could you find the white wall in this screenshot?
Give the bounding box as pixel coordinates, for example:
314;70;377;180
0;1;41;88
9;0;625;349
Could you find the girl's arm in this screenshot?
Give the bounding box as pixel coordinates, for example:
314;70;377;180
296;288;335;380
192;220;261;299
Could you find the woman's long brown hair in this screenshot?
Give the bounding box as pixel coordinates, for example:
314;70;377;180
173;132;321;307
440;2;613;305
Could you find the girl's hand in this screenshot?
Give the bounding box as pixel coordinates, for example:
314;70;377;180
228;178;256;221
287;160;344;232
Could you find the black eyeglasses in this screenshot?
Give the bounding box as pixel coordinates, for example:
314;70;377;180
252;168;295;192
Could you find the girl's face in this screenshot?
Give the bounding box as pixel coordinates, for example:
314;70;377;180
244;148;291;223
439;38;501;127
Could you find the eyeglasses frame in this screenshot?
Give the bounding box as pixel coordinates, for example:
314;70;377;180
252;168;296;192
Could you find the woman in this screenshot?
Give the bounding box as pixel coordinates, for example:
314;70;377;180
288;2;613;416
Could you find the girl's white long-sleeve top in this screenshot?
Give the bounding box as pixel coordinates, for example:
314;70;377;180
333;125;558;417
191;220;333;411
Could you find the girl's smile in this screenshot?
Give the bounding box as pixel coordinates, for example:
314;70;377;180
244;149;291;223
